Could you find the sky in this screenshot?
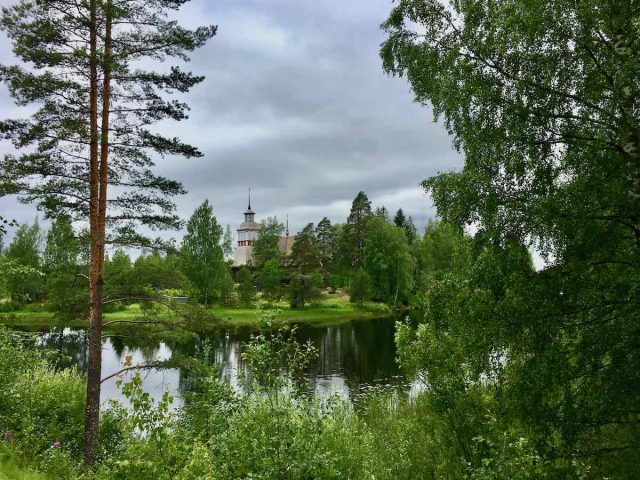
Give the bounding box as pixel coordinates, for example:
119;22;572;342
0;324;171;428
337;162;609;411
0;0;462;244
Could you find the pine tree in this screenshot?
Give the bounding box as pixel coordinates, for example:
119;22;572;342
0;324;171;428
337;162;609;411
0;0;215;463
343;191;372;269
315;217;336;271
289;223;321;274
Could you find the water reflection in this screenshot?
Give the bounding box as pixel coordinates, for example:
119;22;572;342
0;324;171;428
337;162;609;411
36;317;406;408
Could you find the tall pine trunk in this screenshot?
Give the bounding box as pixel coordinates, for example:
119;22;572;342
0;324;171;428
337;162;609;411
84;0;111;465
84;0;101;465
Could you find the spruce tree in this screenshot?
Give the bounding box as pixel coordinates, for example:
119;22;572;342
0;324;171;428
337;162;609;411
343;191;372;269
394;208;417;244
393;208;407;229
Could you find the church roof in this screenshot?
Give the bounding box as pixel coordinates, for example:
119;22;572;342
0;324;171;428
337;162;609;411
238;220;259;231
278;235;296;255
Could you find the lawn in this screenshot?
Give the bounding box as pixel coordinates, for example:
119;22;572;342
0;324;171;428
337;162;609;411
0;292;390;331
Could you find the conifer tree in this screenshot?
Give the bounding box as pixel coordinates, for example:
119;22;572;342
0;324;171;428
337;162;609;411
0;0;215;463
314;217;336;271
394;208;417;244
374;205;390;221
343;191;372;269
393;208;407;229
289;223;321;274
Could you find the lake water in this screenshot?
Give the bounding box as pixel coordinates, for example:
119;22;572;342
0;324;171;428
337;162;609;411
36;316;408;408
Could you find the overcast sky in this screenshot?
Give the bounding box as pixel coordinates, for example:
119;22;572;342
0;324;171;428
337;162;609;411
0;0;461;244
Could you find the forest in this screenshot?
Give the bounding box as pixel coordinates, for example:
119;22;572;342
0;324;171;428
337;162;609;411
0;0;639;478
0;191;424;323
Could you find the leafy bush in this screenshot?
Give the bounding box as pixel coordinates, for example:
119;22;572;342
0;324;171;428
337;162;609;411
0;326;588;480
0;301;20;313
0;329;86;460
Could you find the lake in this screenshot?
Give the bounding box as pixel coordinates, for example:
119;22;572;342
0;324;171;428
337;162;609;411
36;316;408;408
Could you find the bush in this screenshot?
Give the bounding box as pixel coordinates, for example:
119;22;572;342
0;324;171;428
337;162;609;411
0;300;21;313
0;329;86;460
349;268;370;306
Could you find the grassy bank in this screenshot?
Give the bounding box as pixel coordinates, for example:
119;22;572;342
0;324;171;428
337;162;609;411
0;293;390;331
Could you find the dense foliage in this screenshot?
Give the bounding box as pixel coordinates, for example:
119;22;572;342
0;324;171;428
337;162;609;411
1;0;636;477
181;200;233;307
1;325;576;480
383;0;640;476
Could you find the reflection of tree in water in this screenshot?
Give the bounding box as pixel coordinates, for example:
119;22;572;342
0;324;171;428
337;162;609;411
34;317;404;403
300;317;401;401
109;335;164;363
38;328;88;373
177;328;254;396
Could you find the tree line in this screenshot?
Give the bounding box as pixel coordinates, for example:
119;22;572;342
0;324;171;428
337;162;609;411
0;192;454;312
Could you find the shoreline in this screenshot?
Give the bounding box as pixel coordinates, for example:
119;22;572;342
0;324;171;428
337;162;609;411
0;299;391;332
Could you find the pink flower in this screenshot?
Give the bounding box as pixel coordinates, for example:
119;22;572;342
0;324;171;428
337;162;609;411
52;440;61;449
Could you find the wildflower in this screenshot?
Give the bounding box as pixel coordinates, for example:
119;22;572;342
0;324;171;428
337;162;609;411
52;440;61;449
4;432;13;442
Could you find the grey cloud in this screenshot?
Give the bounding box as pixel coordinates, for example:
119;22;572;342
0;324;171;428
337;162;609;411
0;0;462;244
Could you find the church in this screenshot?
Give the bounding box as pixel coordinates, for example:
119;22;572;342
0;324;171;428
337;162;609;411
232;192;295;268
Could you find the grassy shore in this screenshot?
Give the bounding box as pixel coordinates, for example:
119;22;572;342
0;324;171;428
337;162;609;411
0;293;390;331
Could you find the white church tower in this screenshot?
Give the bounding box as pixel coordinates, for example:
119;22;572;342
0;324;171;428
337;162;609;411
233;189;259;267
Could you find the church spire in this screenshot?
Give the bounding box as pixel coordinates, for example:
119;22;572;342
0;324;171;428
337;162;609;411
286;214;289;236
243;188;255;222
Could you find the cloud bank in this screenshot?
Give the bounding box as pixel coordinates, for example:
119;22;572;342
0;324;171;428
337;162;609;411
0;0;462;244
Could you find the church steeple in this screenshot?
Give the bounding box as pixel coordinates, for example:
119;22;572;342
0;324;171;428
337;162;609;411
244;188;255;222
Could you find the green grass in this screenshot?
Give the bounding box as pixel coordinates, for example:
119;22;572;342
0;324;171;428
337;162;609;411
0;458;50;480
0;292;390;331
